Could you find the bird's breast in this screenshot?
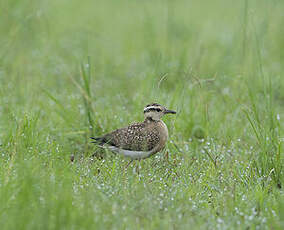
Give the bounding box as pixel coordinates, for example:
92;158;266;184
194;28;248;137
154;120;169;153
159;120;168;140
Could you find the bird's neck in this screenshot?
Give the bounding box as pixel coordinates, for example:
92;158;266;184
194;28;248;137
144;117;159;123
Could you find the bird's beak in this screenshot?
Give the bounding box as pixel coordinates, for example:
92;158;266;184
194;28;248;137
164;109;176;114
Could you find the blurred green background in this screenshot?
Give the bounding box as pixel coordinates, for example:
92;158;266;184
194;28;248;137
1;0;283;137
0;0;283;229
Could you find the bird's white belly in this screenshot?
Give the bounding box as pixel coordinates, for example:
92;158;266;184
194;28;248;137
108;146;154;160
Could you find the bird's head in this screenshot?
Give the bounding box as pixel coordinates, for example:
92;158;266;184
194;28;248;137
143;103;176;121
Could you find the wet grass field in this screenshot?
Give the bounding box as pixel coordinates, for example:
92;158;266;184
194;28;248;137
0;0;283;229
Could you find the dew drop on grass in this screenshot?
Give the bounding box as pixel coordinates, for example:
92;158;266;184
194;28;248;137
217;217;223;223
185;145;189;151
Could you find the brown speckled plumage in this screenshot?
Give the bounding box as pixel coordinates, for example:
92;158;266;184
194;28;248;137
91;103;176;159
99;119;165;151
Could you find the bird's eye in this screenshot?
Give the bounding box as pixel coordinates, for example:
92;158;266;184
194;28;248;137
156;108;161;112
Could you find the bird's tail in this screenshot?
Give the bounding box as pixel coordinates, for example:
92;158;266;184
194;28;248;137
90;137;105;145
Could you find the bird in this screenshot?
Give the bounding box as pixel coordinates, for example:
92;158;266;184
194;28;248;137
91;103;176;160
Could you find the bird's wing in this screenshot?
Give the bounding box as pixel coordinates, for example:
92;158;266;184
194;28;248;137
99;122;160;151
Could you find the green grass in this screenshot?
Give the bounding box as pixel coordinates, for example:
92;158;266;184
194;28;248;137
0;0;283;229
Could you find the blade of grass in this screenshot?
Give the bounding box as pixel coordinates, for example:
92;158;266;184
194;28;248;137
42;88;74;127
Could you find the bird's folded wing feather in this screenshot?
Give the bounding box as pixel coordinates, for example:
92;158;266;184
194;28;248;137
102;122;160;151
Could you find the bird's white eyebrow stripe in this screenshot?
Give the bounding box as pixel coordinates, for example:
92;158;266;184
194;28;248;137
143;106;160;112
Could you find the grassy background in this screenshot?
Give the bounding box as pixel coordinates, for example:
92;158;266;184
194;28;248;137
0;0;283;229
